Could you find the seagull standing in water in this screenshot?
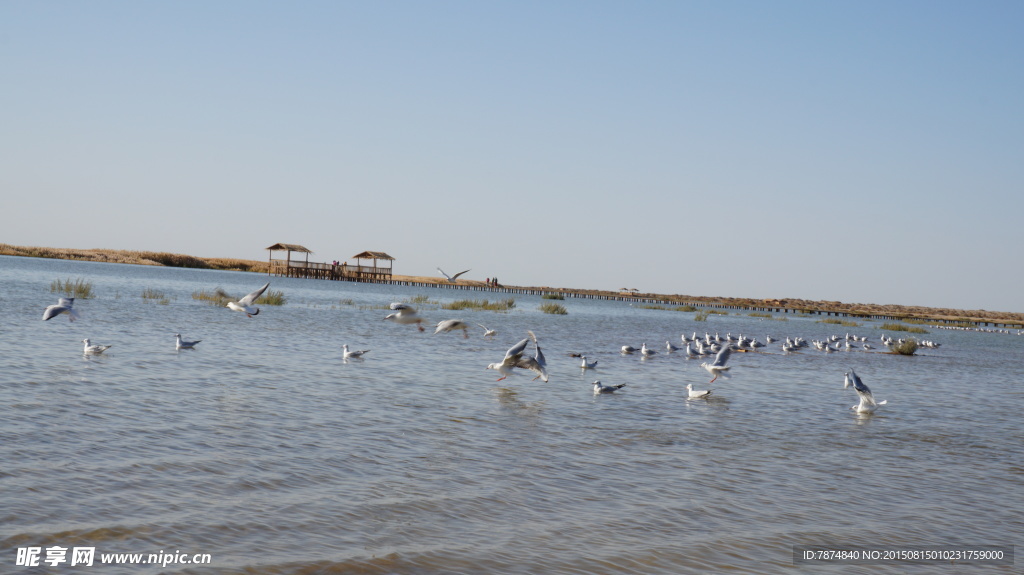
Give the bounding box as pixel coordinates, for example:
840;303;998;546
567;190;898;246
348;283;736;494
342;344;371;359
486;330;548;382
175;334;201;350
226;282;270;317
438;267;471;283
43;298;80;322
383;303;425;331
686;383;712;399
435;319;471;339
700;345;732;383
580;355;598;369
845;368;887;414
82;339;111;354
592;380;626;394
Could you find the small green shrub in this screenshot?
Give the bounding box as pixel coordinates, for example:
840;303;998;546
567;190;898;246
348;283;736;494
694;311;709;322
542;293;565;300
890;338;919;355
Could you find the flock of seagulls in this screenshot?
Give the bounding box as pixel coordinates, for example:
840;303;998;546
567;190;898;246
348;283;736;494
42;284;904;413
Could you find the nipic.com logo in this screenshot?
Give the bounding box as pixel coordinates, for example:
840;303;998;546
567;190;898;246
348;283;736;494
15;547;212;568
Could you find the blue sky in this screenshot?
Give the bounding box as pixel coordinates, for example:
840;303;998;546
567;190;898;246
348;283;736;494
3;1;1022;312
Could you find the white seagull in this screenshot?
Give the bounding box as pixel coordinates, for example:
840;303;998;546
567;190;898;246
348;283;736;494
226;282;270;317
700;345;732;383
435;319;471;339
686;383;712;399
621;345;637;354
175;334;201;350
486;330;548;382
592;380;626;394
641;342;656;357
43;298;80;322
666;340;680;352
384;303;425;331
438;267;471;283
846;368;887;414
342;344;371;359
476;323;497;337
580;355;598;369
82;338;111;354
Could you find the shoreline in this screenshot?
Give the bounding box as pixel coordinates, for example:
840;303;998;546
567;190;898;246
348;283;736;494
4;243;1022;327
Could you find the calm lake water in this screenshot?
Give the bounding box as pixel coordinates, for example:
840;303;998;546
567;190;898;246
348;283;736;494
2;255;1021;574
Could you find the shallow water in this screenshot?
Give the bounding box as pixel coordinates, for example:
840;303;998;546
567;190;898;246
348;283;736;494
2;255;1021;574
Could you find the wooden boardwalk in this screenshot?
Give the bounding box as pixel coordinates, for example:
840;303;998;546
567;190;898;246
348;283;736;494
271;260;1021;328
270;260;392;282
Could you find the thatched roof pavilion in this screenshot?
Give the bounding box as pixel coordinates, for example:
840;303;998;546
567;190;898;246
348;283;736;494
267;243;313;270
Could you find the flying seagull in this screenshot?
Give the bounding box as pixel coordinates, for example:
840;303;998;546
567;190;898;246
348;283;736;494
384;303;425;331
82;338;111;354
226;282;270;317
845;368;888;414
700;345;732;383
435;319;471;339
592;380;626;394
438;267;471;283
476;323;497;337
486;330;548;382
43;298;80;322
175;334;201;350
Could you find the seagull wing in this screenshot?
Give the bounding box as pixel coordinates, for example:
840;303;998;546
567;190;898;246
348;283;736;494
712;345;732;367
528;330;547;369
238;282;270;306
437;268;452;280
390;302;415;311
515;357;549;382
452;269;471;280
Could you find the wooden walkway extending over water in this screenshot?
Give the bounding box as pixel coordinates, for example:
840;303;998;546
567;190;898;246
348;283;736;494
336;277;1022;328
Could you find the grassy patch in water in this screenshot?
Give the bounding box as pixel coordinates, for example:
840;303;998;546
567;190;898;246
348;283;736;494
539;303;568;315
192;287;232;306
542;293;565;300
817;318;861;327
50;277;95;298
443;298;515;311
881;322;928;334
141;287;165;299
257;289;286;306
640;304;701;312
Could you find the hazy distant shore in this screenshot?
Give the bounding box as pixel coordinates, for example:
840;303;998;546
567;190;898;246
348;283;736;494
4;243;1022;327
